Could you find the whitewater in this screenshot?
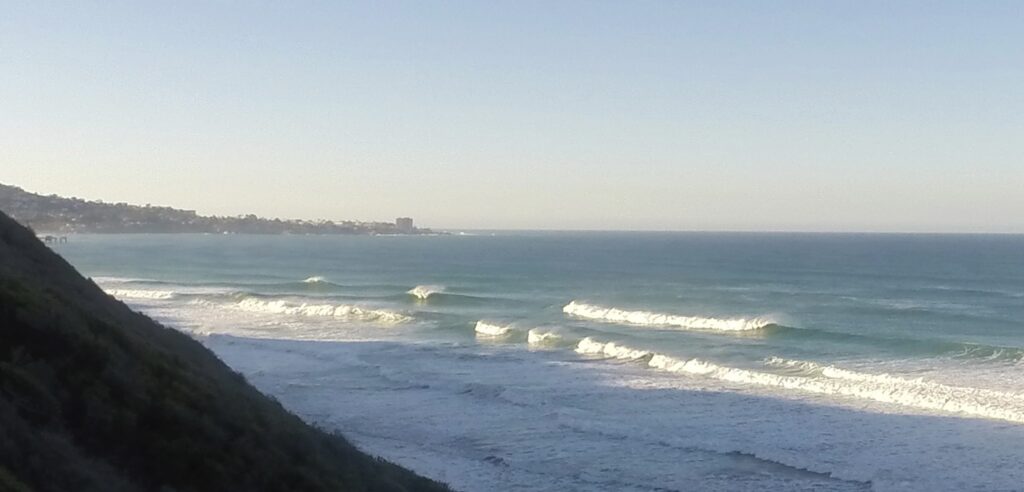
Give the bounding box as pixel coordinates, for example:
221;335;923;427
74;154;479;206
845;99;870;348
59;232;1024;491
563;300;775;331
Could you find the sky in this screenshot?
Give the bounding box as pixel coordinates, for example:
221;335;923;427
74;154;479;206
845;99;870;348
2;1;1022;232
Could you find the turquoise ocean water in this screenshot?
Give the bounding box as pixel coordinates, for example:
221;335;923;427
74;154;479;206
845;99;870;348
55;232;1024;491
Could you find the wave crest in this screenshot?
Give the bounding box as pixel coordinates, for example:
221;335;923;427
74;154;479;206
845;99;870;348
576;337;652;360
104;288;177;300
93;276;157;284
527;328;563;346
229;297;410;324
408;285;445;299
302;276;329;284
563;301;774;331
576;338;1024;424
474;320;512;337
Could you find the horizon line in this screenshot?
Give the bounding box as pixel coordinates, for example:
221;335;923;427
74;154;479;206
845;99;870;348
444;228;1024;236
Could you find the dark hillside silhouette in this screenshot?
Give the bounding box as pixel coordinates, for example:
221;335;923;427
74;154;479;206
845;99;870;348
0;210;449;492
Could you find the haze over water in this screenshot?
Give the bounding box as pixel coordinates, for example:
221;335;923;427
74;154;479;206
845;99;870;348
57;231;1024;491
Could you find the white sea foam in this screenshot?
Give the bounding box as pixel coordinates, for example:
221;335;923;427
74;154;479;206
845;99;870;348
93;276;155;284
206;329;1024;492
408;285;445;299
228;297;410;324
577;338;1024;424
563;301;773;332
302;276;329;284
765;356;1024;402
104;288;177;300
475;321;512;337
527;328;562;346
576;337;652;360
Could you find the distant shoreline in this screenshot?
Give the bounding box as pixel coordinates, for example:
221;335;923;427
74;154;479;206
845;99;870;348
2;183;441;236
35;231;450;237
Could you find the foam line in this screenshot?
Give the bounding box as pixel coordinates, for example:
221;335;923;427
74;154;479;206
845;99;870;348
228;297;410;324
576;337;1024;423
564;301;773;331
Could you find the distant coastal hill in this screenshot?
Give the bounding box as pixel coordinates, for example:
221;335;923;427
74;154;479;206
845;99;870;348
0;209;450;491
0;183;435;235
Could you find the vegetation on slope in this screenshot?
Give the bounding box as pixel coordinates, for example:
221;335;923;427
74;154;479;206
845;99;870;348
0;210;449;492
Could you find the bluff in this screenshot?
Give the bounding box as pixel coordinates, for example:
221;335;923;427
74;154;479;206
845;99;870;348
0;210;448;492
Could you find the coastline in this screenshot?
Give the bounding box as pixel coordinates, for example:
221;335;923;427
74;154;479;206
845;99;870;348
0;211;450;492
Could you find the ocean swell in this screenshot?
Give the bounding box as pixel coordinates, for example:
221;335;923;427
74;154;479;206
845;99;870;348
564;301;774;332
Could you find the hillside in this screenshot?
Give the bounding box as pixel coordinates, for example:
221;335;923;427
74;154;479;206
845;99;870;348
0;184;430;235
0;210;449;492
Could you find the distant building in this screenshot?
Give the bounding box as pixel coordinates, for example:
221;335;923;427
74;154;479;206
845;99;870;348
395;217;414;233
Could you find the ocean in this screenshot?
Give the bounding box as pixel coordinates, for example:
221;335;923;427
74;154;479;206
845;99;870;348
55;232;1024;491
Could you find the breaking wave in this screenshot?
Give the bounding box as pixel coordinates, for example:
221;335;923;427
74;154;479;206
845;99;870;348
224;297;410;324
475;320;513;337
951;344;1024;364
408;285;446;299
104;288;177;300
527;328;563;346
302;276;329;284
576;337;1024;424
563;301;774;332
765;356;1024;402
93;276;160;284
576;337;652;360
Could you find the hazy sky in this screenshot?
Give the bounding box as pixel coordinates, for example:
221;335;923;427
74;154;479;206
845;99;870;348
2;1;1022;232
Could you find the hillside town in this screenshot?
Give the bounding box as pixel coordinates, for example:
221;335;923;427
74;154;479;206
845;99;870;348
0;184;436;235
